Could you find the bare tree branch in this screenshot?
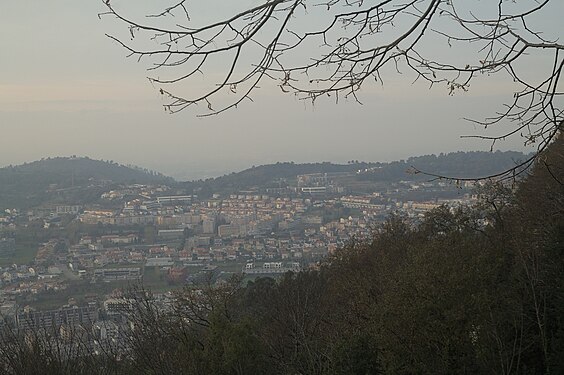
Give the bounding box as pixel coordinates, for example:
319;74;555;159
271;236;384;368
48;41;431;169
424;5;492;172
101;0;563;180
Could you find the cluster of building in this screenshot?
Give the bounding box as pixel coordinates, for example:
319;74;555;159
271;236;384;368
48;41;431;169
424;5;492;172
0;174;478;321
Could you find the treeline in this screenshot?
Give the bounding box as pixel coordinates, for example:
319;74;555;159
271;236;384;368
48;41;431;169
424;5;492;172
0;139;561;374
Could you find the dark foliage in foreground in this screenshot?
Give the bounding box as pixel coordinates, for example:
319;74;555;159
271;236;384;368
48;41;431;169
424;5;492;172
1;139;562;374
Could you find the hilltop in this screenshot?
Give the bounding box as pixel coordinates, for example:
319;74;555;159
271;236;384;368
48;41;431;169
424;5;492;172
0;157;174;209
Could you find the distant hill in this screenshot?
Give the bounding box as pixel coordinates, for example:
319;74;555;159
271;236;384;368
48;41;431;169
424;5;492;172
0;157;174;209
0;151;530;209
358;150;531;182
184;150;530;196
203;162;366;189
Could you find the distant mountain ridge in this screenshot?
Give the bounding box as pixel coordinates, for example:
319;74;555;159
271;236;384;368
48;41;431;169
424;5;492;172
183;150;530;195
212;150;528;183
0;151;530;209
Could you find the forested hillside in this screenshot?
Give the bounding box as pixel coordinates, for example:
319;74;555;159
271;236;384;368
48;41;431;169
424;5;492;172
0;157;174;209
185;150;529;195
361;150;530;181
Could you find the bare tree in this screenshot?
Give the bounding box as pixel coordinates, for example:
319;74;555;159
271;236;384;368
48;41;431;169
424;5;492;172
0;316;121;375
100;0;563;180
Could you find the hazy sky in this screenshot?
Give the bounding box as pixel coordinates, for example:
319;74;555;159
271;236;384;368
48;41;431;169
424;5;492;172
1;1;561;180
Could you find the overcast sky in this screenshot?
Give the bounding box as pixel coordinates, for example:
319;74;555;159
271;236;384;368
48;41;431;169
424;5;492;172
1;1;561;180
